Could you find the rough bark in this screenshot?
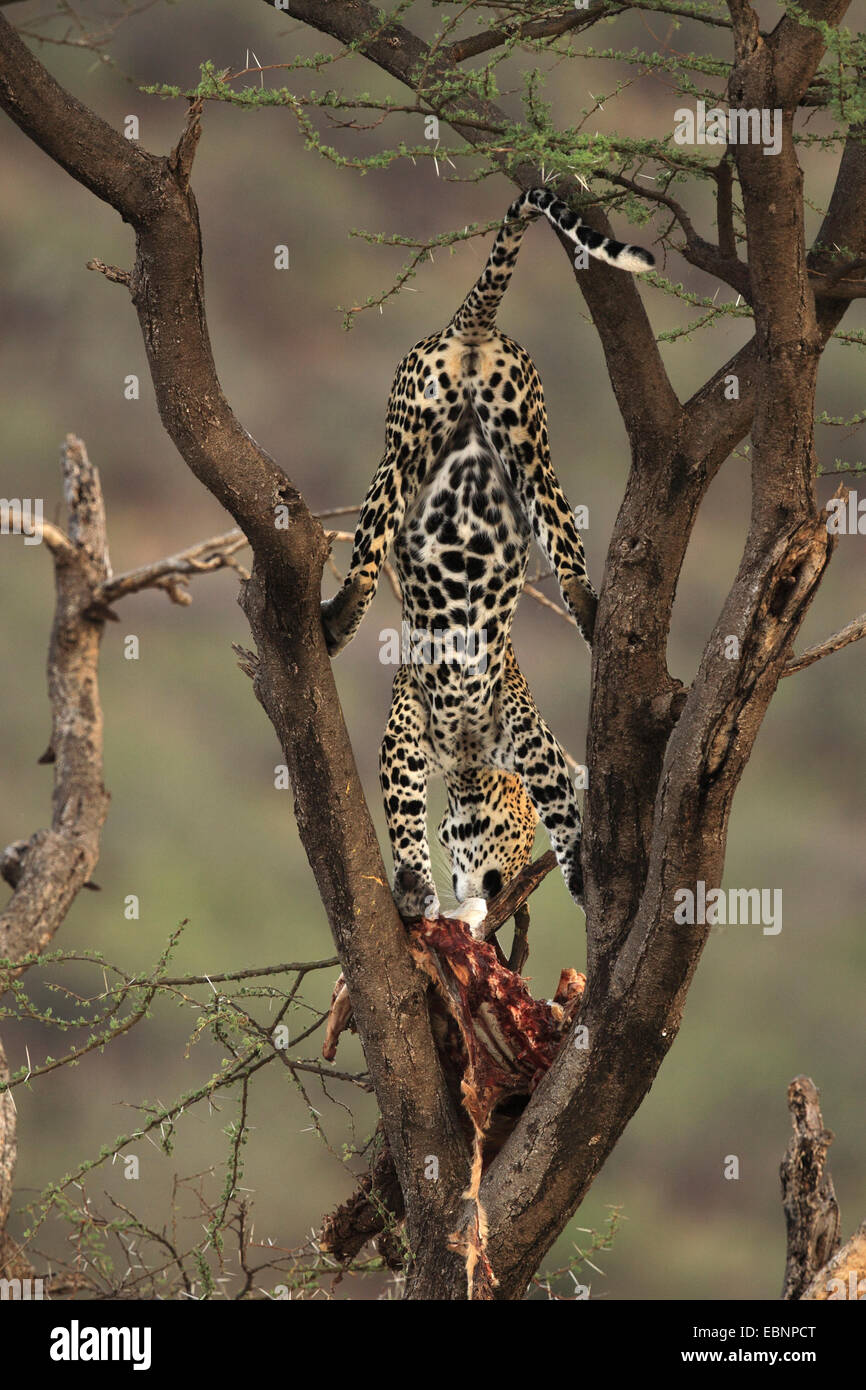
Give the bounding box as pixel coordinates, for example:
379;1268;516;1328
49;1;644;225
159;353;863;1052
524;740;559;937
0;437;111;965
780;1076;841;1300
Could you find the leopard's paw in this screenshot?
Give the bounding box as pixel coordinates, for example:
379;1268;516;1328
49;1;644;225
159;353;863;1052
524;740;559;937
393;867;440;921
320;576;373;657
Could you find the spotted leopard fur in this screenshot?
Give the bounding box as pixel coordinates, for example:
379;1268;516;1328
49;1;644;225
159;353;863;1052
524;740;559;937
322;188;653;922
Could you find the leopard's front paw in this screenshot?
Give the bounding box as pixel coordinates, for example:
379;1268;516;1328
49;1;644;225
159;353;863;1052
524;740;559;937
567;859;585;909
320;576;372;657
393;867;440;921
320;597;348;657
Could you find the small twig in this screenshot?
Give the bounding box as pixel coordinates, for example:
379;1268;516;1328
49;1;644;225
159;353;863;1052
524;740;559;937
818;255;866;290
383;560;402;603
154;958;339;989
86;258;131;287
604;168;698;244
315;505;361;519
605;167;751;298
782;612;866;677
290;1060;372;1091
97;528;250;606
168;95;203;191
714;156;736;259
523;583;577;628
443;3;615;64
95;503;365;609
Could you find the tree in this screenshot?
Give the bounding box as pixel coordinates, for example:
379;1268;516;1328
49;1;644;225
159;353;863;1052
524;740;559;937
0;0;864;1301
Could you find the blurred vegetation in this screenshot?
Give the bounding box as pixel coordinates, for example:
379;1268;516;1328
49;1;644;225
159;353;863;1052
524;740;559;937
0;0;864;1299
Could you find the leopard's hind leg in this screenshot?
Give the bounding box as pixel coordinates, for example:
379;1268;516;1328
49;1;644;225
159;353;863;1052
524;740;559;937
379;664;440;918
491;647;585;906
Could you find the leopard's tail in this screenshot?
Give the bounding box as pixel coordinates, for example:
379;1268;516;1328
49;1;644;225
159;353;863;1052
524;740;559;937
449;187;654;342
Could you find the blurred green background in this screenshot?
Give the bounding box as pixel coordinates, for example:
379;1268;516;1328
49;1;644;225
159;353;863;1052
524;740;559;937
1;0;864;1300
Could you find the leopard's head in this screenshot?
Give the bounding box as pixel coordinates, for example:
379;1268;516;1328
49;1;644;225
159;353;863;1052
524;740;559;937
438;768;537;906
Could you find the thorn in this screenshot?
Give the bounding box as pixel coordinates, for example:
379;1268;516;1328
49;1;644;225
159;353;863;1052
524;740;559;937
86;258;132;289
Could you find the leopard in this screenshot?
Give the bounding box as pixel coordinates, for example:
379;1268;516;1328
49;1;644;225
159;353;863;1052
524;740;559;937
321;187;653;929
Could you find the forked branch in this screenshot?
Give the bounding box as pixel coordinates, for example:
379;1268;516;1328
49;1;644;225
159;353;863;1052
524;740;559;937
0;11;470;1284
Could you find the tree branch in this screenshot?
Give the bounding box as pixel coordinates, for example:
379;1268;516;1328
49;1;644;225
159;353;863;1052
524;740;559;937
0;435;111;966
264;0;682;446
604;169;752;299
442;3;621;64
780;1076;840;1300
0;11;470;1279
